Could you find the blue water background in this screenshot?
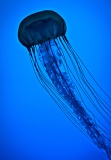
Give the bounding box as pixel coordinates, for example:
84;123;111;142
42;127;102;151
0;0;111;160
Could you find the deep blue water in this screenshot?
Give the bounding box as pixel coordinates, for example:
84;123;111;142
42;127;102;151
0;0;111;160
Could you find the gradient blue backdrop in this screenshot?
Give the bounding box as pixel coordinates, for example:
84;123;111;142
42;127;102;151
0;0;111;160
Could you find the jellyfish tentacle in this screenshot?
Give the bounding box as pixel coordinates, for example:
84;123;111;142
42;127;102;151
36;39;111;159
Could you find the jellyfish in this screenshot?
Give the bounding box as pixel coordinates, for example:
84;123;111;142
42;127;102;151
18;10;111;159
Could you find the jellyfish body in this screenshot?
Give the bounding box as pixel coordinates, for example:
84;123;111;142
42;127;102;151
18;10;111;159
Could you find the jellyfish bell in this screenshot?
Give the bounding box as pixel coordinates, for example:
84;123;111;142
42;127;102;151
18;10;66;49
18;10;111;160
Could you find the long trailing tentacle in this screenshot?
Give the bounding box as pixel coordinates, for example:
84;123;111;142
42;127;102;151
28;37;111;159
